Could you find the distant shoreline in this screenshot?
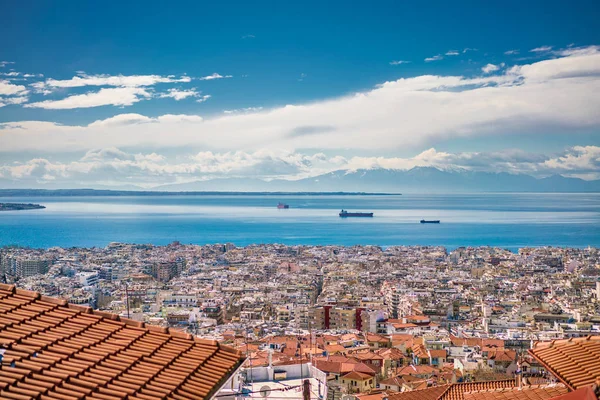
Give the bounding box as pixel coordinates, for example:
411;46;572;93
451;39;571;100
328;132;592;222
0;202;46;211
0;189;401;197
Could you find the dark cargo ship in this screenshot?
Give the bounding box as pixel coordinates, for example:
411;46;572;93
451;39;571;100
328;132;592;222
420;219;440;223
339;210;374;218
277;202;289;209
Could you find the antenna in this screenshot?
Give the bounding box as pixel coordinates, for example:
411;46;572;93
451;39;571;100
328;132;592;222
246;324;253;386
125;282;130;319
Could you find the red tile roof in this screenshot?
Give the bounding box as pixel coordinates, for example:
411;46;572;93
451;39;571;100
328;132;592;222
439;380;517;400
342;371;374;381
0;284;245;400
386;384;450;400
428;350;447;359
487;350;516;363
529;336;600;390
463;383;569;400
546;386;599;400
356;390;399;400
387;380;519;400
396;365;437;376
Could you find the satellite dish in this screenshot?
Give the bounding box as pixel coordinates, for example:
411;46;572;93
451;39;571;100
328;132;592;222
260;385;272;398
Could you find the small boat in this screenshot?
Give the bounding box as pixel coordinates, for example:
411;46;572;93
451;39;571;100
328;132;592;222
277;202;290;209
420;220;440;223
339;210;374;217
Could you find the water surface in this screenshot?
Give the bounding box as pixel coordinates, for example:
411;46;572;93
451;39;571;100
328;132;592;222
1;193;598;251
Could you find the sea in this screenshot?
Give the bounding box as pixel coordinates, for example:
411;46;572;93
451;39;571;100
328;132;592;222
0;193;599;251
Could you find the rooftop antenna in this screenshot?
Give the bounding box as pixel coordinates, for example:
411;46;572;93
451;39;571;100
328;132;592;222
125;282;130;319
246;324;254;387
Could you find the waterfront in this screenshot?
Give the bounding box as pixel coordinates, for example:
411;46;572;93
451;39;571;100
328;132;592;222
0;193;599;250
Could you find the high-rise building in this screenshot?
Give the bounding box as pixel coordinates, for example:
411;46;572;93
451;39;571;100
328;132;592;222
1;253;16;277
16;258;50;277
203;304;224;325
151;261;178;282
310;305;368;331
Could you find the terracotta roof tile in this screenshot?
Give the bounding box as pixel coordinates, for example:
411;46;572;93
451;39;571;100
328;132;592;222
463;383;569;400
0;285;244;400
547;385;599;400
440;379;517;400
387;380;520;400
387;384;450;400
529;336;600;390
342;371;374;380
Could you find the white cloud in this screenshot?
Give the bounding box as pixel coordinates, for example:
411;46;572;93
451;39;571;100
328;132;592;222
31;73;191;93
554;45;600;57
541;145;600;175
223;107;263;114
88;113;155;127
159;88;202;101
81;147;136;162
0;61;15;68
481;63;505;74
530;45;553;53
156;114;203;123
24;87;152;109
504;49;519;55
242;34;255;39
507;51;600;81
88;113;203;127
1;72;43;79
424;55;443;62
0;80;28;96
198;73;232;80
196;94;211;103
0;96;28;108
0;80;29;107
445;50;459;56
462;48;478;53
2;46;600;154
389;60;410;65
2;146;599;187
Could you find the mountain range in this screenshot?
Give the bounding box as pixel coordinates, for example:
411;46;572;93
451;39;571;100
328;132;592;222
1;167;599;193
155;167;600;193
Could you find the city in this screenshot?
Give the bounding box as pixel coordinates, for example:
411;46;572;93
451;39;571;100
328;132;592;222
2;0;600;399
1;243;599;398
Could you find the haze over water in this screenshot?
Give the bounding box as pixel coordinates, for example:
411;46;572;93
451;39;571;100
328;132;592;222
1;193;599;251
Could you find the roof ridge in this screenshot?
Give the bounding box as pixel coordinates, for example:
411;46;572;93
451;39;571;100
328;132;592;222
436;383;453;399
1;284;236;354
1;302;131;397
0;286;245;399
465;382;565;394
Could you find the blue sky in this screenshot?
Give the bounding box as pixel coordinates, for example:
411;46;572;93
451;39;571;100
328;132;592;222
1;0;600;188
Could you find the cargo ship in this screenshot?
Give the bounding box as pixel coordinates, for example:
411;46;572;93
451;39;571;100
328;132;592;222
339;210;374;218
420;219;440;223
277;202;290;209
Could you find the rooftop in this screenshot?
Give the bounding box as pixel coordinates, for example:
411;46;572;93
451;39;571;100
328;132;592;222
0;283;245;400
245;378;323;400
463;383;569;400
529;336;600;390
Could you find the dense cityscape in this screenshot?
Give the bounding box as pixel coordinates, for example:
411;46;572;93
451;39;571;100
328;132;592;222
2;1;600;399
2;243;599;399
